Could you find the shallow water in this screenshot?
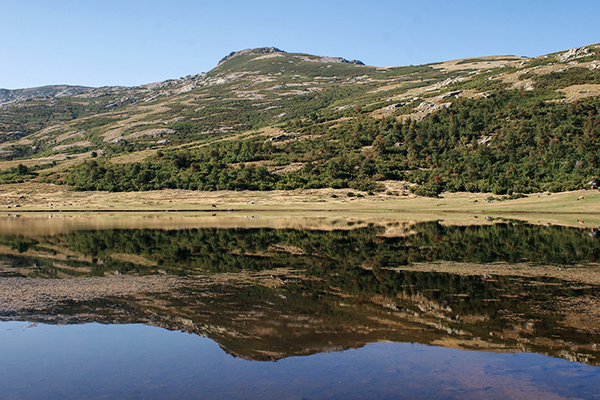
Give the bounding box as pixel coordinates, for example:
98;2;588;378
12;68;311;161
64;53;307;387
1;215;600;398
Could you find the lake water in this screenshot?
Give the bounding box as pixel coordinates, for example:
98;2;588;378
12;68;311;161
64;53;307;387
1;213;600;399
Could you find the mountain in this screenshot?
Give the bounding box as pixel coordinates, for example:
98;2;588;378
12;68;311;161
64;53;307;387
0;44;599;195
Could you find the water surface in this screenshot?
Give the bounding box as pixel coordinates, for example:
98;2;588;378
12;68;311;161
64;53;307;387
2;321;599;400
1;214;600;398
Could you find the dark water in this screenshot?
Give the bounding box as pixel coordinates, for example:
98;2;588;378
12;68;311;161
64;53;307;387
1;218;600;399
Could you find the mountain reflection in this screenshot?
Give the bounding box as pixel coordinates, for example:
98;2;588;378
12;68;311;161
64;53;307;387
1;220;599;365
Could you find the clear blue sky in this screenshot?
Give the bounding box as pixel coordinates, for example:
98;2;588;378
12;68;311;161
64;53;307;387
1;0;598;89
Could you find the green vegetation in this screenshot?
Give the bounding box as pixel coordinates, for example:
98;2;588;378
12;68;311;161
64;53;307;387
0;164;38;184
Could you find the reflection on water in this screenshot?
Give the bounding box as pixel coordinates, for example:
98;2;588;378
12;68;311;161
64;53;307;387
1;215;600;398
3;219;600;277
2;321;600;400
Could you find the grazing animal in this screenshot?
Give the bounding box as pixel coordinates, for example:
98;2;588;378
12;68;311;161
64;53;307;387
577;196;585;201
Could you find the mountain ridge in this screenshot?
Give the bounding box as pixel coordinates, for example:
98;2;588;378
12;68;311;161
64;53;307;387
0;46;367;104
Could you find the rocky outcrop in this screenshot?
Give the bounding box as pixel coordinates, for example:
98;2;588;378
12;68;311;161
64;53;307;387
295;54;365;65
414;100;451;115
314;56;365;65
556;46;595;63
429;76;468;91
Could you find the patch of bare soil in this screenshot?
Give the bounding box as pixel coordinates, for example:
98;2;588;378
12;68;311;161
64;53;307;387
0;155;67;172
110;149;158;164
123;128;175;141
491;62;600;97
267;244;305;255
485;69;534;90
367;79;422;94
54;131;84;144
52;140;93;151
432;56;525;73
100;104;173;142
109;253;158;267
0;138;33;150
557;84;600;102
268;162;304;174
430;337;511;351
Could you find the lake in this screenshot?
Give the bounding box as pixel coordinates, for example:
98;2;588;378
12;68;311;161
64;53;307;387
1;213;600;399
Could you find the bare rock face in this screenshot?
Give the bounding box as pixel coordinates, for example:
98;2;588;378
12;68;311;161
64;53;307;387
556;46;594;63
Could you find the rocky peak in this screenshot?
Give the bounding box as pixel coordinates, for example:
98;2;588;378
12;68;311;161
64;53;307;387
217;47;286;67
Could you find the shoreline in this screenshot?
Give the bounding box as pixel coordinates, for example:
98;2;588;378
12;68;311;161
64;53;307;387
2;207;599;215
0;183;599;228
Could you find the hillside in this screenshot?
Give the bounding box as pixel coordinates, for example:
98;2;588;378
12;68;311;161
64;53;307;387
1;44;599;195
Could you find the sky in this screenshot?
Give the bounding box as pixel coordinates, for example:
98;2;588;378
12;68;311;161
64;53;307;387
1;0;599;89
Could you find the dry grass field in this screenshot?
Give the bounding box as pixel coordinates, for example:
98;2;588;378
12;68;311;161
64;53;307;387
0;181;599;229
